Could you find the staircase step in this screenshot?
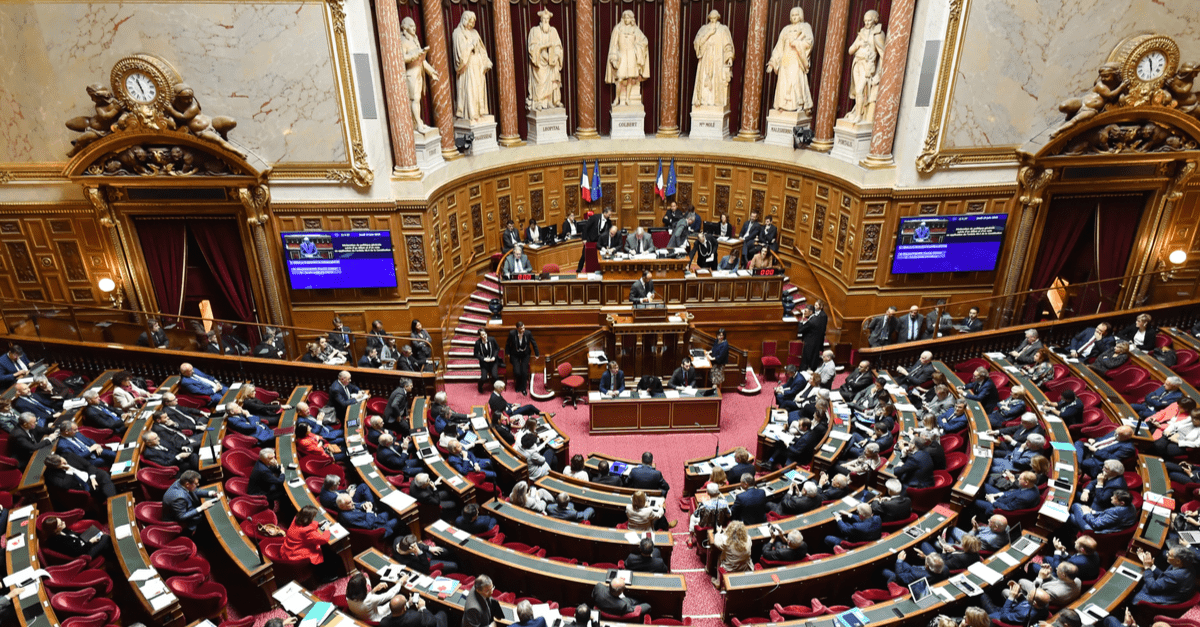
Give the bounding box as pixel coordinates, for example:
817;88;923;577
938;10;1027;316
455;326;481;336
447;359;477;369
465;304;491;315
449;348;475;358
445;370;482;380
450;335;477;345
470;291;494;303
479;281;502;294
460;313;489;324
485;273;499;283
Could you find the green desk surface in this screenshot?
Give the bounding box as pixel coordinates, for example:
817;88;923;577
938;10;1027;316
274;386;313;430
110;493;181;620
408;397;472;498
1064;556;1144;616
355;548;520;623
1051;353;1140;425
5;505;53;627
1162;326;1200;351
344;402;418;519
277;433;338;528
483;499;672;552
22;370;122;490
202;483;268;575
952;399;994;503
933;362;966;388
1135;455;1171;549
468;406;523;475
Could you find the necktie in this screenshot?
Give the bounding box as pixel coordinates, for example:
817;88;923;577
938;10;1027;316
1079;337;1095;355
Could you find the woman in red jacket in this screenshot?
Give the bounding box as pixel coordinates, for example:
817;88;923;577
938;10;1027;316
282;505;336;580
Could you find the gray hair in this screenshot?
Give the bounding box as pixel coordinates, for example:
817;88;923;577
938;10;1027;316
705;482;720;497
82;389;100;400
517;601;534;622
1167;376;1183;387
802;481;819;497
1102;459;1124;475
885;479;902;495
434;391;448;404
1026;434;1046;449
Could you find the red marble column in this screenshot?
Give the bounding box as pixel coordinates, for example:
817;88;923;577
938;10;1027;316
734;0;769;142
575;0;599;139
372;0;419;177
811;0;852;152
656;0;682;138
492;0;522;146
865;0;917;166
421;0;459;160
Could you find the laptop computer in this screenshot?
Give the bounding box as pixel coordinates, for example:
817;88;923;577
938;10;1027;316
908;578;939;609
1179;530;1200;544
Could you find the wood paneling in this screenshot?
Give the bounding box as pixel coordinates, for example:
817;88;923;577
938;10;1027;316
0;210;117;306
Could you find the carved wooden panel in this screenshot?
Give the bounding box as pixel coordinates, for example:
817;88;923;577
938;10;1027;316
601;165;616;177
677;182;693;207
528;172;543;184
857;269;875;282
810;246;822;259
447;194;456;208
0;221;19;234
920;203;938;215
406;235;427;273
70;288;94;302
499;195;512;226
639;164;656;176
784;196;798;231
813;204;826;240
860;223;881;261
834;258;843;271
350;217;370;229
716;184;730;213
716;168;731;179
471;203;483;239
497;178;510;191
866;202;886;216
966;201;986;214
566;186;579;213
402;214;422;229
816;186;829;199
836;214;849;252
787;177;800;191
56;241;87;282
639;182;654;212
752;171;768;184
432;226;442;263
49;220;73;234
602;183;616;213
752;189;765;215
5;242;37;283
530;190;544;222
410;280;429;293
678;165;693;176
303;218;322;230
21;289;43;300
449;214;460;249
470;184;481;198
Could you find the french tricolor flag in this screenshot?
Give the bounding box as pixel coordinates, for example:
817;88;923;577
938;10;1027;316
580;161;592;203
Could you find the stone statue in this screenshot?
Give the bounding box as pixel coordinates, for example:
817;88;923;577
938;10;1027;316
452;10;493;123
165;83;244;157
766;7;814;114
692;10;735;109
65;84;122;157
1051;63;1127;138
606;10;650;107
527;9;563;111
845;10;886;124
1165;62;1200;115
400;17;440;133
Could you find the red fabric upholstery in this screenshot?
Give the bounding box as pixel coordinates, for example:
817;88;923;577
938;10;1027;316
229;495;271;521
221;617;257;627
44;559;113;595
221;448;258;478
221;433;260;450
141;525;197;556
224;476;251;499
945;452;968;475
908;471;954;512
600;607;643;621
51;588;120;623
645;618;691;625
1135;592;1200;615
307;390;329;408
880;513;919;532
366;397;388;415
137;466;179;501
61;614;116;627
254;387;280;403
167;574;228;621
134;501;170;527
151;550;213;579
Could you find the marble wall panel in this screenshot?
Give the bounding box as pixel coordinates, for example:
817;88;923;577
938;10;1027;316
0;1;346;164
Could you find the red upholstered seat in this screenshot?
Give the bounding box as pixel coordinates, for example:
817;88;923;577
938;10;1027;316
51;588;120;623
558;362;585;408
773;603;823;619
908;471;954;512
1134;592;1200;617
61;613;117;627
151;550;212;579
600;607;643;621
645;618;691;625
262;539;315;585
1153;614;1200;627
229;495;271;521
307;390;329;408
176;394;210;409
134;501;170;527
851;582;909;607
221;448;258;478
220;617;257;627
761;341;782;379
1109;368;1149;391
1174;350;1200;371
300;457;345;483
44;558;113;595
253;386;280;403
224;476;252;499
366;397;388;415
221;432;260;450
36;509;102;535
137;466;179;501
941;433;964;453
945;452;968;475
141;525;197;556
880;513;919;532
167;574;228;622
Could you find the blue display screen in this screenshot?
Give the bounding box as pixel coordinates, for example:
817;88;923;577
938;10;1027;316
890;214;1008;274
281;231;398;289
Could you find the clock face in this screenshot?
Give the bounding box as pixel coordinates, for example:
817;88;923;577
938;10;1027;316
1137;51;1166;81
124;72;157;103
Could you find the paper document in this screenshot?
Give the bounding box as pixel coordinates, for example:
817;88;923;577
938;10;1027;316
130;568;156;582
381;491;416;511
115;525;132;540
967;563;1003;585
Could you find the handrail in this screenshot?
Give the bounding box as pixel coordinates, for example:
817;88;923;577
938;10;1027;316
542;328;609;380
787;243;841;329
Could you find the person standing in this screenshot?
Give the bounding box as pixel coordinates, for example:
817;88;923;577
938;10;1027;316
707;328;729;389
796;300;828;371
738;210;762;263
629;270;655;304
506;322;539;396
474;329;500;394
578;207;613;272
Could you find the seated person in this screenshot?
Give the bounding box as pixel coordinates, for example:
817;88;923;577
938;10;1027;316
919;532;983;572
408;473;458;519
846;422;893;459
987;386;1028;429
774;365;806;406
1021;349;1055;387
1068;489;1136;533
883;551;948;586
668;358;697;390
40;515;113;560
141;431;198;473
44;453;116;504
731;474;768;525
509;480;553;513
366;415;392;447
178;363;227;406
727;447;756;484
768;481;822;517
714;520;753;573
376;433;423;476
488;381;541;421
1067;323;1113;361
921;383;956;420
598;361;625;397
1010;329;1043;365
295;402;345;445
247;447;285;507
894;351;935;391
1131;546;1197;606
336;492;399;541
241;384;289;427
1017;563;1082;607
80;389;129;436
976;471;1040;518
818;472;852;501
12;382;61;426
55;421;115;468
319;473;377;511
626;227;656;255
453;503;498;535
1153;407;1200;458
870;479;913;523
989;434;1047;478
1043;389;1084;427
429;392;470;432
960;367;1000;412
545;492;595;523
515;431;552;480
1074;426;1135;478
626;452;671;495
224;401;276;447
624;538;669;574
926;514;1010;555
981;587;1050;626
295;422;345;463
893;436;936;488
1078;459;1128;511
394;533;457;574
936;400;971;433
592;460;624;487
1091;341;1131;376
626;490;670;532
991;413;1043;454
446;439;496;481
824;503;882;550
1035;536;1100;584
358;347;382;369
159;392;208;432
761;528;808;563
382;593;449;627
591;578;650;618
1133;377;1184;419
832;442;883;479
689;483;731;531
162;470;217;535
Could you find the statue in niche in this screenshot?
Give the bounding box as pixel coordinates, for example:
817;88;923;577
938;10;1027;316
165;84;244;157
766;7;814;115
65;84;122;157
844;10;886;124
692;10;735;109
527;9;563;111
400;17;440;133
606;10;650;107
452;10;493;123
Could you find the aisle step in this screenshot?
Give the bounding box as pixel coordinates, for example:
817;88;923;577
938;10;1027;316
479;280;502;294
450;335;476;346
447;359;477;369
464;304;492;315
454;326;481;337
460;313;489;324
470;291;494;304
448;348;475;358
445;370;482;381
484;273;499;283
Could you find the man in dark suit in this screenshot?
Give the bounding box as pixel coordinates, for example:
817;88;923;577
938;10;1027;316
336;492;399;540
599;361;625;397
824;503;882;549
592;578;651;617
666;214;692;249
545;492;595;523
247;447;285;506
162;470;217;535
838;361;874;399
410;473;459;519
976;470;1040;518
626;452;670;496
961;367;1000;411
358;348;382;369
894;351;935;391
1132;378;1183;418
597;224;623;255
12;382;59;426
894;436;935;488
768;481;822;516
12;413;59;466
1009;329;1043;365
762;528;808;563
327;317;352;353
624;538;669;573
462;575;502;627
80;389;128;436
178;363;227;406
626;228;656;255
728;448;756;483
1069;490;1137;533
866;308;898;347
668;358;697;389
629;271;655;304
382;594;448;627
662;200;681;230
731;474;767;524
774;365;805;407
137;320;169;349
55;421;114;468
738;210;762;263
44;452;115;503
223;402;275;447
384;380;412;428
329;370;366;420
488;381;541;422
870;479;913;523
376;433;423;476
453;503;498;535
1067;323;1112;360
1074;426;1136;477
593;460;624;487
993;413;1044;454
982;587;1050;626
955;307;985;333
898;305;927;343
506;322;539;396
796;300;828;371
473;329;500;394
501;220;521;253
160;392;208;432
0;346;30;388
577;208;613;272
759;215;779;252
141;431;198;472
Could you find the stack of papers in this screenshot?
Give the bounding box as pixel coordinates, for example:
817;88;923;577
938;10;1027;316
967;563;1003;585
381;490;416;511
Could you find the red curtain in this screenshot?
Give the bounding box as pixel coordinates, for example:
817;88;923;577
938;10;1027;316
1072;195;1146;315
135;220;187;318
1021;197;1093;323
186;220;257;328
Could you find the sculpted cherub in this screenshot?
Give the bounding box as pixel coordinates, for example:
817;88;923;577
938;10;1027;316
65;84;123;157
166;84;245;157
1052;63;1127;138
1165;63;1200;114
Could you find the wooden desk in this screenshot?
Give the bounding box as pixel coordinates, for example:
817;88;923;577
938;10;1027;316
343;402;421;538
721;508;958;620
355;548;524;625
197;382;251;484
589;389;721;434
200;484;276;609
409;397;475;504
110;494;186;627
466;406;527;481
482;499;673;565
598;256;690;280
426;520;687;617
5;506;58;627
1063;556;1144;619
499;239;583;275
276;431;353;572
501;273;784;309
1133;455;1172;553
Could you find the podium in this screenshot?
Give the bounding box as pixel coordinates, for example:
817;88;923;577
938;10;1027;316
602;305;691;380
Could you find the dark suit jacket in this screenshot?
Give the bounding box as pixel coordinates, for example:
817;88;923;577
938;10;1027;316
762;539;808;563
731;487;768;524
897;315;928;343
871;492;913;522
867;315;898;347
626;465;669;494
668;367;696;389
738;220;761;242
248;460;285;501
1117;324;1157;352
591;583;637;616
506;329;539;361
625;549;669;573
728;463;756;484
463;590;503;627
630;279;654;303
898;361;935;388
329;380;361;419
839;370;874;398
502;228;521;252
488;393;511;419
473;338;499;365
82;403;125;432
44;465;91;494
584;214;609;243
777;493;822;515
599;370;625;394
758;225;778;251
964;379;1000;410
328;326;352;351
958;316;984;333
895;449;935;488
0;354;28;387
137;329;169;348
385;386;409;425
797;310;828;345
10;426;54;466
598;231;622;252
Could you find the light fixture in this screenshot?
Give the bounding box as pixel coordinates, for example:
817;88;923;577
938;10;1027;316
1159;249;1188;281
1169;249;1187;265
97;277;124;309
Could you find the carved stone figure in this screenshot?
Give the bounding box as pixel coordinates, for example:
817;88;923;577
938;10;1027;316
845;10;886;124
527;9;563;111
401;17;440;133
766;7;814;114
1052;63;1128;138
692;10;735;109
452;10;493;123
1164;62;1199;115
65;84;122;157
86;144;233;176
606;10;650;107
165;83;244;156
1059;120;1196;155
